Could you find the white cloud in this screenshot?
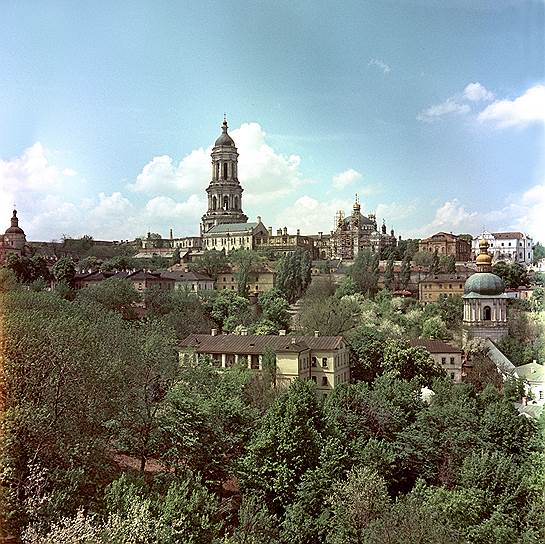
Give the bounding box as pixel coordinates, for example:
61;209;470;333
231;122;304;203
272;195;351;234
368;58;391;74
477;84;545;128
414;185;545;242
417;99;470;122
418;81;494;122
129;148;210;194
463;82;494;102
332;169;363;190
130;122;305;205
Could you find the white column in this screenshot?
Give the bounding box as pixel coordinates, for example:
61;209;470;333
221;354;226;368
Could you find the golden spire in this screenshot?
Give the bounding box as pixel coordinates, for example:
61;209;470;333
476;237;492;272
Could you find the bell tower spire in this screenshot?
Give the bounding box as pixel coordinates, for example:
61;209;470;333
201;118;248;234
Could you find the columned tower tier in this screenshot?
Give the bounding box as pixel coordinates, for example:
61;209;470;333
201;119;247;235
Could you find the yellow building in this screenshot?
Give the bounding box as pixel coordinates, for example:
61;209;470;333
179;332;351;397
419;274;468;303
202;219;269;255
216;264;276;294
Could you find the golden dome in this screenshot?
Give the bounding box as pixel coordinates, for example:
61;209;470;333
476;237;492;270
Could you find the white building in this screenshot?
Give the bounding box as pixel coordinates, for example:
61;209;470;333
515;361;545;406
202;219;269;255
472;231;533;265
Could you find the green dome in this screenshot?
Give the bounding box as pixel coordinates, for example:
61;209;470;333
464;272;505;296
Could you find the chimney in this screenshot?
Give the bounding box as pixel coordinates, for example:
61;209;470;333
291;337;296;344
211;328;217;336
314;330;319;337
268;227;272;236
296;229;300;236
279;330;286;336
283;227;288;235
257;216;261;223
277;229;282;235
318;231;323;239
240;328;248;336
169;228;173;240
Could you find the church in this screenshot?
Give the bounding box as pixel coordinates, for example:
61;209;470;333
0;209;31;265
142;118;396;260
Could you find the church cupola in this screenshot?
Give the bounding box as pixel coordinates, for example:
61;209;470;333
462;236;508;342
201;118;248;234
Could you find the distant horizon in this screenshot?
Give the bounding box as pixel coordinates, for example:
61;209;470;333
1;1;544;242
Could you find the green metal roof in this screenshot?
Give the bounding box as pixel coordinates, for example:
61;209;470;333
206;222;258;234
464;272;505;297
516;361;545;383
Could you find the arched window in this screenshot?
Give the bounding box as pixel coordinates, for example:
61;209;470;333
215;163;219;179
234;196;238;210
223;196;229;210
483;306;491;321
212;196;217;210
223;162;228;179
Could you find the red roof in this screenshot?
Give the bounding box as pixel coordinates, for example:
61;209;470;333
409;338;462;354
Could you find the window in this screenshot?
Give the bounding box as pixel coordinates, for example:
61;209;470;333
441;357;446;365
483;306;491;320
223;162;228;179
311;376;317;383
322;357;328;367
540;391;544;400
311;357;317;367
450;372;455;380
449;284;452;289
321;376;328;387
450;357;455;365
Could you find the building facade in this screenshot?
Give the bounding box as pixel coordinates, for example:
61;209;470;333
419;274;469;303
202;219;269;254
180;332;351;397
255;226;315;257
216;264;276;294
471;231;533;265
419;232;471;262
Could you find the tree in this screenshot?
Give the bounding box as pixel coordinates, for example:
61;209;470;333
421;315;447;339
52;257;76;287
258;289;291;331
411;251;433;268
209;289;252;332
237;379;327;514
533;241;545;263
351;249;379;297
298;295;359;336
347;325;386;382
384;254;395;291
326;467;390;544
382;339;445;385
76;278;141;319
400;252;411;289
441;254;456;273
431;250;440;274
231;249;258;296
276;249;312;303
492;261;529;288
190;250;228;281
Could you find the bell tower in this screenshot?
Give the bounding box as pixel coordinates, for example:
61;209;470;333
201;118;247;234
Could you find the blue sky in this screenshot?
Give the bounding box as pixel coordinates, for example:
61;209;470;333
1;0;544;242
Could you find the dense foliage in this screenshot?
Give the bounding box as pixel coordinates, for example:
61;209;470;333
1;273;544;543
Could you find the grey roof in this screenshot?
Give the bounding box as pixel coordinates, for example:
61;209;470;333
514;403;543;419
180;333;345;355
485;339;516;376
206;222;257;234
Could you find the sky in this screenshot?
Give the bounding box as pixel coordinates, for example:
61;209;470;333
1;0;544;243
